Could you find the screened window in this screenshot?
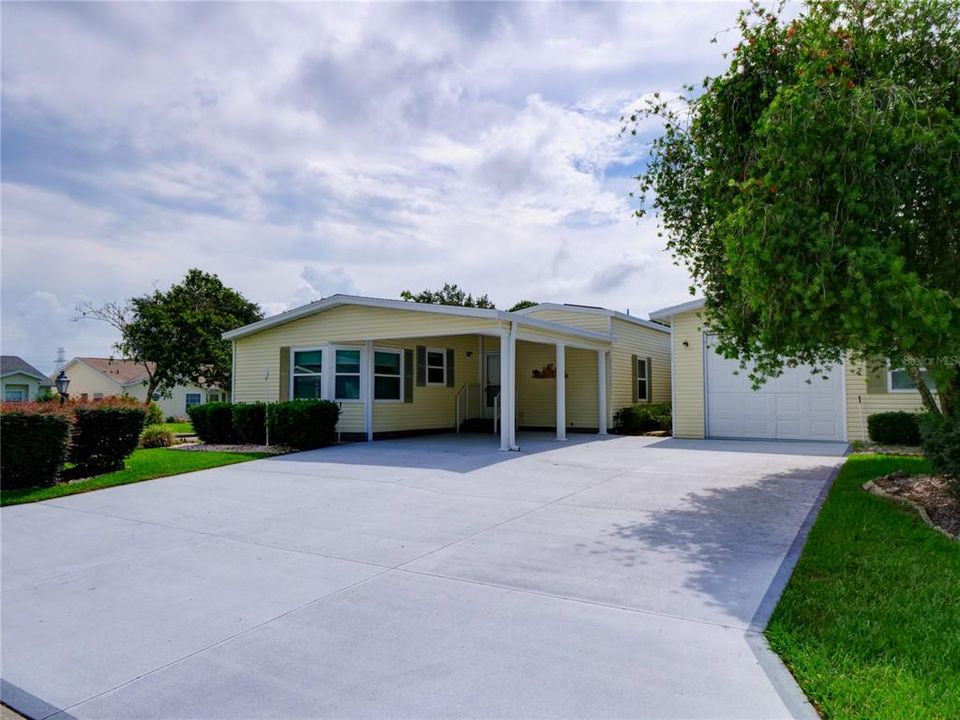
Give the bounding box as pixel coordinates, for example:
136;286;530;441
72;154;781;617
293;349;323;399
888;367;937;393
426;349;446;385
335;349;361;400
374;350;402;401
637;358;650;401
185;393;202;410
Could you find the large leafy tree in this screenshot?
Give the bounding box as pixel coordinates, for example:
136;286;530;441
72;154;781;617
630;0;960;417
78;269;262;400
400;283;496;308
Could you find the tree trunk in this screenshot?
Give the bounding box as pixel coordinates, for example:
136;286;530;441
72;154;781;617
934;364;960;419
144;373;159;406
907;365;942;416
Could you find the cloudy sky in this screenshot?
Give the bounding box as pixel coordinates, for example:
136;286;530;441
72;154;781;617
2;1;749;373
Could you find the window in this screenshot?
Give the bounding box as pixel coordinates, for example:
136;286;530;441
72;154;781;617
637;358;650;401
209;392;220;402
185;393;202;410
335;348;361;400
93;393;104;400
374;349;402;401
426;349;446;385
4;388;24;402
152;392;161;401
292;349;323;400
888;366;937;393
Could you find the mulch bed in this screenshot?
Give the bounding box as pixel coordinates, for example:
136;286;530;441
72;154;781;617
866;471;960;539
171;443;294;455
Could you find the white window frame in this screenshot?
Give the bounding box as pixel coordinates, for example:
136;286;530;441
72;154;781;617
637;357;651;402
185;392;202;410
887;363;937;394
373;347;403;403
333;345;363;403
4;388;25;402
425;347;447;386
290;346;325;401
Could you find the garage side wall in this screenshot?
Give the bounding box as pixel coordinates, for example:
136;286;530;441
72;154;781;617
845;360;928;442
671;310;706;439
610;319;671;424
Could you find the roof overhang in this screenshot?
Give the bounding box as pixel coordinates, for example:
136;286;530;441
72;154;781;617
223;294;615;347
515;302;670;334
648;297;706;322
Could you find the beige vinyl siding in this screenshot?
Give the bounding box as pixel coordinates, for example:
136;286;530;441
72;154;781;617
845;359;928;441
521;308;611;333
609;318;671;425
671;309;706;438
233;305;499;404
515;341;557;428
62;360;124;400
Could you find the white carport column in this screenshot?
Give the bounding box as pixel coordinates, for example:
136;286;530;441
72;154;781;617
508;322;518;450
597;349;608;435
499;328;511;452
364;340;374;442
555;343;566;441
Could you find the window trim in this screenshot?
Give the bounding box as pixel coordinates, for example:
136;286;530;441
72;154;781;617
425;347;447;386
887;364;937;394
373;347;403;403
290;346;325;401
637;357;651;402
184;392;202;411
333;345;363;403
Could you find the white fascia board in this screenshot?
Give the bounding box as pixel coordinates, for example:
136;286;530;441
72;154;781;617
516;302;669;334
648;297;706;321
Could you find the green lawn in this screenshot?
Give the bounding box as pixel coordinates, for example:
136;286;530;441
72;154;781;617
1;448;270;506
156;421;193;435
766;454;960;719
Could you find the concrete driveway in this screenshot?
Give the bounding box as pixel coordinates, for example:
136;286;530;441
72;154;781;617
1;433;846;719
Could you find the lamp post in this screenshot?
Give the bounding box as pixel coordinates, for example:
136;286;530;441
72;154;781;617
55;370;70;405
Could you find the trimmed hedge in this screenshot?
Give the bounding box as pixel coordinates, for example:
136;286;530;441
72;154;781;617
920;414;960;492
614;402;672;435
187;402;235;443
232;402;267;444
1;407;72;489
141;425;174;448
70;405;146;473
867;411;922;446
267;400;341;450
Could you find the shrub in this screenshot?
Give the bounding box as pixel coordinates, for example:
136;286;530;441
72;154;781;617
232;402;267;444
140;425;174;448
920;414;960;493
187;402;235;443
267;400;340;450
1;404;72;489
70;404;146;473
144;402;164;426
867;411;922;446
614;402;672;435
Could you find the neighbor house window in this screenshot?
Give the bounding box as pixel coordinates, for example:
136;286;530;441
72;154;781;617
637;358;650;401
152;392;161;401
4;388;24;402
93;393;104;400
335;348;361;400
888;366;937;393
292;349;323;400
426;349;446;385
374;349;402;401
185;393;202;410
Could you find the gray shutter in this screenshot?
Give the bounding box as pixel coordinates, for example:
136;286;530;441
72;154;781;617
866;358;888;394
631;354;639;403
403;348;414;403
646;356;653;402
446;349;455;387
279;347;290;401
416;346;426;386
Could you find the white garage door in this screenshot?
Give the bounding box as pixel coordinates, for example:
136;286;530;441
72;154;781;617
705;339;845;441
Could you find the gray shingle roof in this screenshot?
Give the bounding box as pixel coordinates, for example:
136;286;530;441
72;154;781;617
1;355;54;386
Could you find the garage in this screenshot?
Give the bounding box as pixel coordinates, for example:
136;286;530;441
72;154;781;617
705;337;846;441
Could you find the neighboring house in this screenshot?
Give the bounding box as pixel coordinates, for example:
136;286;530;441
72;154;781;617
224;294;671;448
649;298;929;442
1;356;54;402
57;357;228;420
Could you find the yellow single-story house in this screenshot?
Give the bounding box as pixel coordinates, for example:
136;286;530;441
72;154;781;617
58;357;228;420
649;298;930;442
225;295;671;449
1;356;54;402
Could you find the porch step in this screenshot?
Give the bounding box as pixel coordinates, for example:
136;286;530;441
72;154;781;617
458;418;495;433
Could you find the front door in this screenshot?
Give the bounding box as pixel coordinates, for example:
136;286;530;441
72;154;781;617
483;352;501;419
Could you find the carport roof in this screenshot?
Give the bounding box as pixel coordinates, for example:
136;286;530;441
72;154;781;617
223;294;615;345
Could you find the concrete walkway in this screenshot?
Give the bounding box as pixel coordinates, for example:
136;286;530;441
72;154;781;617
1;433;846;719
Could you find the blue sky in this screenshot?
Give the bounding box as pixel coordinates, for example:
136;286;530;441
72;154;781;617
1;2;748;373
